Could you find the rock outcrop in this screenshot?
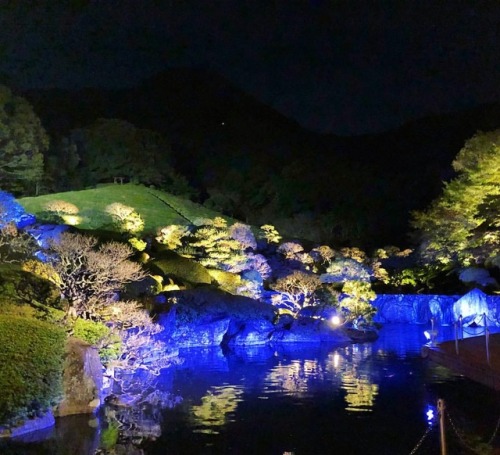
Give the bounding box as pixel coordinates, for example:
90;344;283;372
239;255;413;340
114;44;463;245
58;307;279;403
156;288;349;347
54;338;103;417
373;290;500;326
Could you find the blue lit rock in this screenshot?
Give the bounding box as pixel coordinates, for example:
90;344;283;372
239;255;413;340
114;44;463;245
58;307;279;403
271;318;350;344
26;223;70;248
223;319;275;346
156;288;276;348
373;292;500;326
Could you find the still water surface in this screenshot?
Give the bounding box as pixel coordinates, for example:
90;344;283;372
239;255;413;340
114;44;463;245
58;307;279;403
3;324;500;454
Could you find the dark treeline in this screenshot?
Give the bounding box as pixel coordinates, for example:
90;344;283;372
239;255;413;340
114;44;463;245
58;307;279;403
20;69;500;249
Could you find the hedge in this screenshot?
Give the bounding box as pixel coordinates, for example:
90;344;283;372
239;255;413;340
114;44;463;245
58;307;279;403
0;315;66;425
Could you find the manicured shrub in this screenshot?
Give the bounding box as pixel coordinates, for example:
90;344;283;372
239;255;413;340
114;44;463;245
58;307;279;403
0;315;66;425
72;318;121;363
149;250;212;286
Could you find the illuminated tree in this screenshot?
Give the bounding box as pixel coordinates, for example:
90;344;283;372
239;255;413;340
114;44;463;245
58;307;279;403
0;85;48;195
177;217;248;272
42;200;80;224
155;224;189;250
259;224;281;244
0;222;37;263
340;281;377;322
229;222;257;250
412;129;500;268
270;270;321;314
105;202;144;235
45;232;146;319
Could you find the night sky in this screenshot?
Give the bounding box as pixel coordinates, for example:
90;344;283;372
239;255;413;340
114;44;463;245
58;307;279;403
1;1;499;135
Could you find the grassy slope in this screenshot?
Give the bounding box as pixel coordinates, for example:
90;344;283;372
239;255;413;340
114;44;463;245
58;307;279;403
19;183;227;234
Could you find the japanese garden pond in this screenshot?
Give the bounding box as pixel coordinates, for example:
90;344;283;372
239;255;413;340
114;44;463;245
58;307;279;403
2;323;500;455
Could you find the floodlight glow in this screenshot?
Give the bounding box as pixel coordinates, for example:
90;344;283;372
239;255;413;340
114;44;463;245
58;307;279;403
331;316;341;326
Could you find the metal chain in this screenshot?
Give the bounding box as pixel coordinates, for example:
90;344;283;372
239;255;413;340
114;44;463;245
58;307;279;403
446;412;485;455
409;424;435;455
487;416;500;445
461;327;486;336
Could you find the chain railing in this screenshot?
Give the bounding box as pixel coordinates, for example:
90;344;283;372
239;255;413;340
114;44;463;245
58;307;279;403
453;313;493;366
412;398;500;455
408;423;436;455
447;406;500;454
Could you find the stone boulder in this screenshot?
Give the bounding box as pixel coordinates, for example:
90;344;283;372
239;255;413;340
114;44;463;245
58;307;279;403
453;288;490;325
54;338;103;417
223;319;275;347
271;317;350;344
156;288;276;348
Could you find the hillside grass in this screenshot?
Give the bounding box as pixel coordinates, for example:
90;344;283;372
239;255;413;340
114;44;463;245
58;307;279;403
19;183;227;235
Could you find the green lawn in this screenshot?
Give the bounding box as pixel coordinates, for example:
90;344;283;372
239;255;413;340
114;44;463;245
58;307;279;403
19;183;226;234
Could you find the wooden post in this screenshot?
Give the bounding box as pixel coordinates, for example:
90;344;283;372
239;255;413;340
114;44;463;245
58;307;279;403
485;314;490;366
438;399;447;455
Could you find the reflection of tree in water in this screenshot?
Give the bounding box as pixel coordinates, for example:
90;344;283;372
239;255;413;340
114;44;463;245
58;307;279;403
264;359;327;395
341;370;378;412
96;389;183;454
327;344;379;412
191;385;244;433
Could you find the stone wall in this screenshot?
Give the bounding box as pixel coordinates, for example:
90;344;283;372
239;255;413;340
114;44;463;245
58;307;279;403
372;290;500;326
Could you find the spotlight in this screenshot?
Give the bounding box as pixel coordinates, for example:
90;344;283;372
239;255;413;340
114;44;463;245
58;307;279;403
331;316;341;326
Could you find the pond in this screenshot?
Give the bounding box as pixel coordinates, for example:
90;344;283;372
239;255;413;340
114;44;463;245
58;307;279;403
2;323;500;454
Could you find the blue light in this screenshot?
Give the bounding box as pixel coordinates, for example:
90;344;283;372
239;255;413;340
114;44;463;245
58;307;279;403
425;405;436;425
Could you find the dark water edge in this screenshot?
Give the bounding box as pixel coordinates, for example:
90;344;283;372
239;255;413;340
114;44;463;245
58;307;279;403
2;323;500;455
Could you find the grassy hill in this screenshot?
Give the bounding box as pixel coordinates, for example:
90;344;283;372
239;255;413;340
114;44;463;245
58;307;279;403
19;183;227;234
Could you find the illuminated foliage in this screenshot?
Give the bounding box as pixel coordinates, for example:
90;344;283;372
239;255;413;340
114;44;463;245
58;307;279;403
270;270;321;314
0;315;65;425
42;199;80;224
105;202;145;235
156;224;189;250
277;241;313;267
45;232;146;319
412;129;500;268
322;258;372;283
259;224;281;244
177;217;248;272
0;85;48;195
340;280;377;322
0;222;37;263
229;222;257;250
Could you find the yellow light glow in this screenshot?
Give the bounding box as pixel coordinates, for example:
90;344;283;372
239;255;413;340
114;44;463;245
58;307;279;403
62;215;82;225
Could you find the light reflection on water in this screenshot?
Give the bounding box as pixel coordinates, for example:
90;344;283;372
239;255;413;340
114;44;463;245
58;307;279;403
2;323;500;454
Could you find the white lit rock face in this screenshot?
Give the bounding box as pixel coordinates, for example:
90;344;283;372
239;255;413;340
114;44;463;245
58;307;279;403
452;288;490;325
373;290;500;326
54;338;103;417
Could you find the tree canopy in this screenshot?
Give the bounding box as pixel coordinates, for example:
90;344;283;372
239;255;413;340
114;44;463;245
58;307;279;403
0;85;48;195
58;118;194;196
411;129;500;269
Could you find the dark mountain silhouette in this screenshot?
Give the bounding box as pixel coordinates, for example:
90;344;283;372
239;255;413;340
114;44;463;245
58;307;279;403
20;69;500;248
